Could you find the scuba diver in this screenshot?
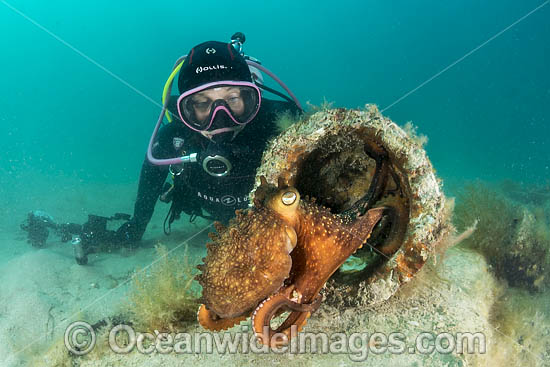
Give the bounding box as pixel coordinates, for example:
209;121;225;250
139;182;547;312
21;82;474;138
19;33;302;264
113;33;303;246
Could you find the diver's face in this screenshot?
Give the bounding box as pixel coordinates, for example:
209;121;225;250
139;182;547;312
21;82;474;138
191;87;245;122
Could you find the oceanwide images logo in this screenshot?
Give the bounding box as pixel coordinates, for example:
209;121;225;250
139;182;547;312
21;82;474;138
64;321;487;361
196;65;228;74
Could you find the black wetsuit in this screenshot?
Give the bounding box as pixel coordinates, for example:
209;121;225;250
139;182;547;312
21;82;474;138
119;98;299;243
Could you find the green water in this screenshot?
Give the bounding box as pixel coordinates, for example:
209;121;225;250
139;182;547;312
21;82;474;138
1;0;548;187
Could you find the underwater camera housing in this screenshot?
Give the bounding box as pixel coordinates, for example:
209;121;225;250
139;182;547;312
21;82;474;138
20;211;131;265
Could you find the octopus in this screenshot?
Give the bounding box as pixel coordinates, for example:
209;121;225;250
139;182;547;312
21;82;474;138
196;177;384;347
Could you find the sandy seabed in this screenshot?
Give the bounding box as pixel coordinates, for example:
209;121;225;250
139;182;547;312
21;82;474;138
1;176;549;366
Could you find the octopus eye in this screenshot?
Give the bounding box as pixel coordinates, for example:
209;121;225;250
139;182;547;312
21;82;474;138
281;191;297;205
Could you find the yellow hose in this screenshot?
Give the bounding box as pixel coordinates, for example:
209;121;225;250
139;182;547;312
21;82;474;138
162;60;184;122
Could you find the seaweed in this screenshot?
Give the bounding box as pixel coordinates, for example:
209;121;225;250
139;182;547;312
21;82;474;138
454;182;518;257
454;181;550;291
274;109;301;132
402;121;429;148
488;286;550;366
127;244;201;332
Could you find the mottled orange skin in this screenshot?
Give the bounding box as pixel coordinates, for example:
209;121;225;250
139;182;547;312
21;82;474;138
280;199;378;303
252;183;384;347
197;179;383;342
196;205;297;320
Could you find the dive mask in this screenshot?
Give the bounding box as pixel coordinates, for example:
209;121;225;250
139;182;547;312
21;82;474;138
176;81;261;132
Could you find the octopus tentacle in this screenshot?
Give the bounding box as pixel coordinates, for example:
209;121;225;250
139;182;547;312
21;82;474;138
197;304;247;331
252;291;322;347
342;145;389;219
